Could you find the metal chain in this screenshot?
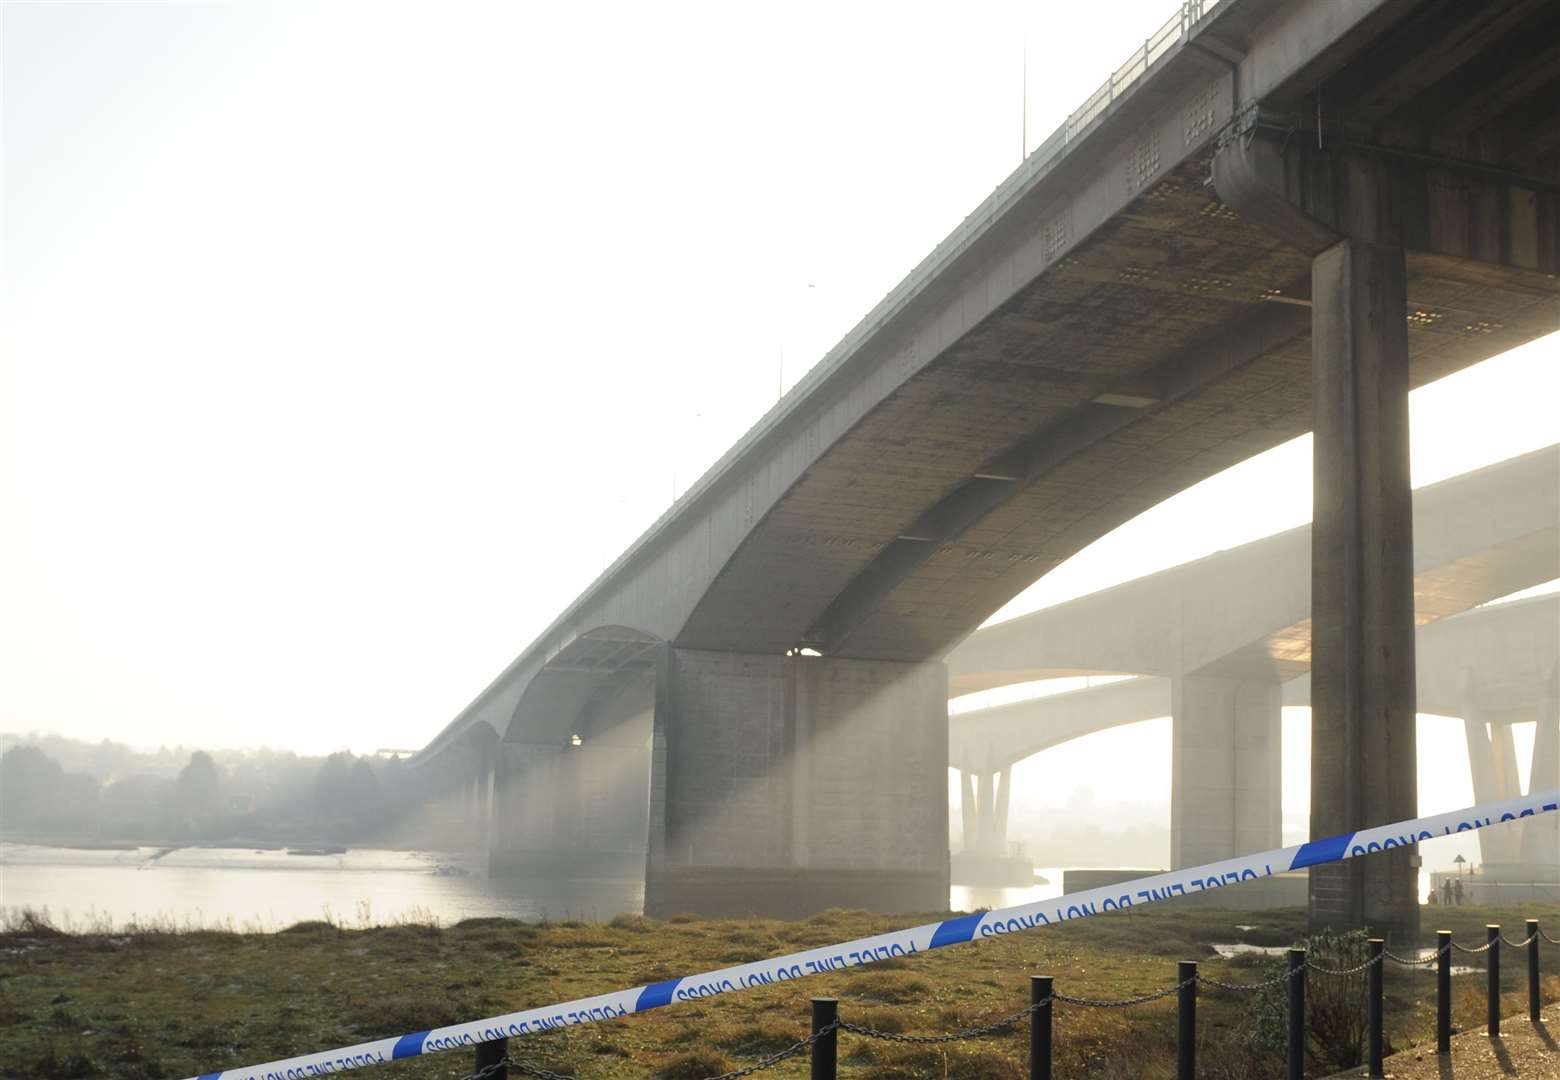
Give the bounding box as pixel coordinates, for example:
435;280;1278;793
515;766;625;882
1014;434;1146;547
1384;943;1450;967
699;1022;843;1080
1306;952;1383;977
1543;928;1560;947
1500;932;1538;949
1451;939;1496;955
446;1058;574;1080
840;998;1050;1044
1202;965;1302;993
504;1062;581;1080
1054;974;1197;1008
450;1024;844;1080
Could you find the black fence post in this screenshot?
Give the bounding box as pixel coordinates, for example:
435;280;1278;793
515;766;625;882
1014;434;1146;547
1367;938;1384;1077
1030;975;1052;1080
1287;947;1305;1080
474;1037;507;1080
811;997;838;1080
1487;924;1501;1038
1528;919;1541;1024
1177;960;1197;1080
1437;930;1452;1054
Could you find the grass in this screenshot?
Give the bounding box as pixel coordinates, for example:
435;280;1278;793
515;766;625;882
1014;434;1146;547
0;903;1556;1079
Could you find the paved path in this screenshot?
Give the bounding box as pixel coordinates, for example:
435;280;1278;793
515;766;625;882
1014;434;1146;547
1328;1005;1559;1078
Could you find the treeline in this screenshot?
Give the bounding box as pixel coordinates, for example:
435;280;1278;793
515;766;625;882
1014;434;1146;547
0;734;434;846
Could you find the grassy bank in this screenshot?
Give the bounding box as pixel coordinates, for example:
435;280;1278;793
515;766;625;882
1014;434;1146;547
2;904;1557;1080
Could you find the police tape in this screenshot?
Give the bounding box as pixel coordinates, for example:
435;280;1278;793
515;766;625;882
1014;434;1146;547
186;789;1558;1080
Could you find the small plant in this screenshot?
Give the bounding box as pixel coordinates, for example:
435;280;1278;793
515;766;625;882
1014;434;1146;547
1305;927;1373;1071
2;906;65;938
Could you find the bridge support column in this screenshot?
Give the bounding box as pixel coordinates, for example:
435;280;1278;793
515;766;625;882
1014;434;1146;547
489;738;650;875
991;766;1011;857
1170;676;1281;868
1215;132;1419;939
464;764;483;827
1465;664;1560;876
958;767;1012;858
1307;237;1419;938
960;770;978;852
490;743;568;862
1521;664;1559;870
1462;670;1523;864
645;647;948;918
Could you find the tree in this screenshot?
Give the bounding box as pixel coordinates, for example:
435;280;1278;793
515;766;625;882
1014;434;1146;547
176;750;223;825
102;774;174;832
313;753;383;833
0;745;65;825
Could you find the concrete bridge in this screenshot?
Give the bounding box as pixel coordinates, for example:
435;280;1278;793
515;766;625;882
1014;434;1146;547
417;0;1560;932
948;445;1558;869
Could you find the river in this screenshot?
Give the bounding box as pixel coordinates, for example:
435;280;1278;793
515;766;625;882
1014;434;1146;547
0;844;1077;930
11;846;1427;930
0;843;646;929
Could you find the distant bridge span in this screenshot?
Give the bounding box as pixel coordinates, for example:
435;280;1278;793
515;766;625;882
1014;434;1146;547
949;594;1559;870
946;447;1558;867
948;447;1558;693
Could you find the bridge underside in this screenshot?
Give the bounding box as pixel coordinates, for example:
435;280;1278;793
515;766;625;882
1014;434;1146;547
676;150;1557;665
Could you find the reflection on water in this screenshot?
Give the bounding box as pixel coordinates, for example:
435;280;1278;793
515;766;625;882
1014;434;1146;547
948;868;1065;914
0;844;644;929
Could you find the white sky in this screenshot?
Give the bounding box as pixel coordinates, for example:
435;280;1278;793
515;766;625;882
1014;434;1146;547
3;0;1557;847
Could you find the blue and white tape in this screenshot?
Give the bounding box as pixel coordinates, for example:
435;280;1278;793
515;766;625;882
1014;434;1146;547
187;790;1558;1080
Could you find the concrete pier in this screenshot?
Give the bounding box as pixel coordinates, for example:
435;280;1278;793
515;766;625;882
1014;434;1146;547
1170;676;1282;868
1307;236;1420;937
645;648;948;918
490;737;651;875
1215;137;1424;939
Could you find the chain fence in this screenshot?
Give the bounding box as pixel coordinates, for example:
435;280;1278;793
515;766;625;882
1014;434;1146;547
427;919;1556;1080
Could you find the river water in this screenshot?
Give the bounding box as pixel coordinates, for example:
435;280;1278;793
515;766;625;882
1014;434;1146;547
0;844;1075;930
3;847;1448;930
0;844;646;929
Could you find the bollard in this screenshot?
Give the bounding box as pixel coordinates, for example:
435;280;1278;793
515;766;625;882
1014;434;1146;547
1528;919;1541;1024
1487;924;1501;1037
811;997;838;1080
1367;938;1385;1077
1030;976;1053;1080
1177;960;1197;1080
473;1037;507;1080
1437;930;1452;1054
1286;948;1305;1080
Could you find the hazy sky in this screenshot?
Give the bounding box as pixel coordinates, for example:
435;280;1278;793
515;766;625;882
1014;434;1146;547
4;1;1556;843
